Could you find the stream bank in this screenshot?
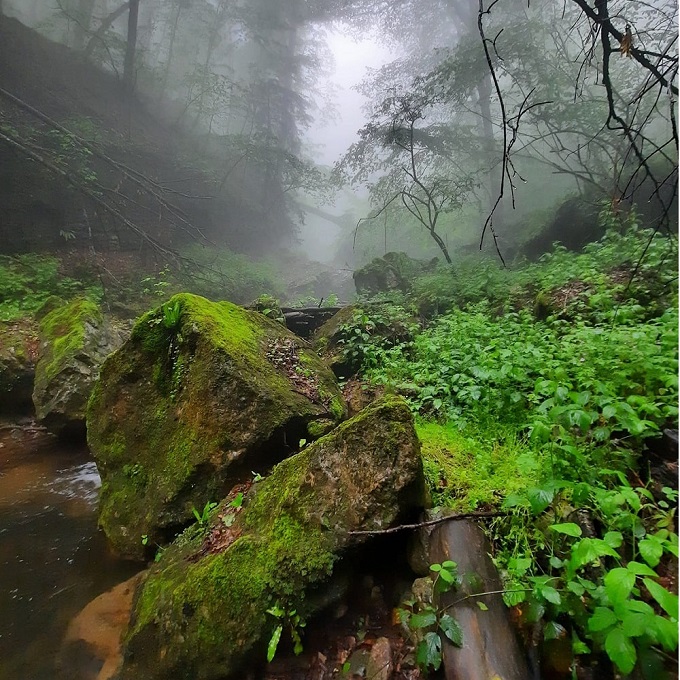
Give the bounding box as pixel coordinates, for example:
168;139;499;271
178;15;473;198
0;423;139;680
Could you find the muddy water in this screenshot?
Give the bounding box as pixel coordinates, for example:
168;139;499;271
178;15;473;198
0;424;140;680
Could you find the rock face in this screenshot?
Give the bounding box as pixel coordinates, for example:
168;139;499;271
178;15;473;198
118;396;424;680
32;298;127;437
311;305;358;377
0;320;39;414
353;252;438;296
87;293;347;560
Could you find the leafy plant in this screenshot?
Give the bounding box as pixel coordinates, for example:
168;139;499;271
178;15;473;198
191;501;218;529
398;561;464;672
266;603;306;662
495;480;678;675
162;300;182;330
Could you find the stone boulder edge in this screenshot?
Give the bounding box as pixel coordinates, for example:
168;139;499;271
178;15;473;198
32;298;127;437
87;293;347;560
0;320;39;415
116;396;423;680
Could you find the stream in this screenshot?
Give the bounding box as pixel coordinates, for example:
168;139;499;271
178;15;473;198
0;423;140;680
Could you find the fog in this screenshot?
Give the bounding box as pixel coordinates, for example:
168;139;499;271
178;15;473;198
0;0;676;269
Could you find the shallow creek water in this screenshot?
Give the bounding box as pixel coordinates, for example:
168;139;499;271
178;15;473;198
0;424;140;680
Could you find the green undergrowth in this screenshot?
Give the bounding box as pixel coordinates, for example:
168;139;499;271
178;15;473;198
417;421;543;512
411;221;676;321
343;224;678;677
0;254;101;321
178;245;285;303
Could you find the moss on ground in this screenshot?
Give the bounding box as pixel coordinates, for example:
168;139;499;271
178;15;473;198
416;421;543;512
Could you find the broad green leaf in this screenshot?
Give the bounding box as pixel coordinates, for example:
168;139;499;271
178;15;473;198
643;579;679;618
267;624;283;662
602;405;617;420
540;585;561;605
528;486;555;514
438;568;455;585
509;556;532;574
410;610;437;629
550;523;582;537
652;615;679;651
477;601;489;611
605;627;636;675
571;538;619;569
623;600;655;616
621;611;650;637
626;561;657;577
588;607;617;632
567;581;585;596
604;568;635;604
439;614;464;647
639;537;663;568
416;632;442;671
572;632;590;655
603;532;624;549
544;621;566;641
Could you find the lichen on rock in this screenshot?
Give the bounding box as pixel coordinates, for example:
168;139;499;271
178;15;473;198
87;293;347;560
118;396;424;680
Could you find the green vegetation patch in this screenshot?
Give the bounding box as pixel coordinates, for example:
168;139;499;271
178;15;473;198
37;297;102;384
0;254;101;321
417;421;542;512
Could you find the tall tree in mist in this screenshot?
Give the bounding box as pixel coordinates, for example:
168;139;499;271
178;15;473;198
332;0;677;256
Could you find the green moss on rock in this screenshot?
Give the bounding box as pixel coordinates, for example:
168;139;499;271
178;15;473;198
87;293;346;560
32;298;125;435
120;396;424;680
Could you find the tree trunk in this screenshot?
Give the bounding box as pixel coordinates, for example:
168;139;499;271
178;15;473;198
160;2;182;99
84;1;131;58
72;0;95;50
123;0;140;94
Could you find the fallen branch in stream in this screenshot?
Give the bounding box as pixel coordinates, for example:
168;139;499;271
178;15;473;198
349;510;508;537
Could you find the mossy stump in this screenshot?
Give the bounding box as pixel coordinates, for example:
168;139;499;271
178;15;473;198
87;293;346;560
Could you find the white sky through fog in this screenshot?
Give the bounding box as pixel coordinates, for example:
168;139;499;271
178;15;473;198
306;28;394;166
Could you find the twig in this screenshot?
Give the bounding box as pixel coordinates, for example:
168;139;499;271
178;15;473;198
349;510;508;537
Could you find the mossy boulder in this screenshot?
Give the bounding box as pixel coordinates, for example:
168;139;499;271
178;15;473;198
118;396;424;680
0;320;39;414
32;298;127;436
353;252;438;296
311;304;358;377
87;293;346;560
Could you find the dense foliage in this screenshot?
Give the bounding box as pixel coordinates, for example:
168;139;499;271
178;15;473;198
337;224;678;676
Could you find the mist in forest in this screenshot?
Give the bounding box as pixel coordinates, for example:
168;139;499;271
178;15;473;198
0;0;676;269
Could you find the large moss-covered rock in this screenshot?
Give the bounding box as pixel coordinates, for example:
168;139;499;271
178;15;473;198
118;396;423;680
353;252;438;296
87;293;346;560
0;320;39;414
32;298;127;436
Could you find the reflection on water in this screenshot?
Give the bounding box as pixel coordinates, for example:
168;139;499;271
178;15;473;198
0;424;140;680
